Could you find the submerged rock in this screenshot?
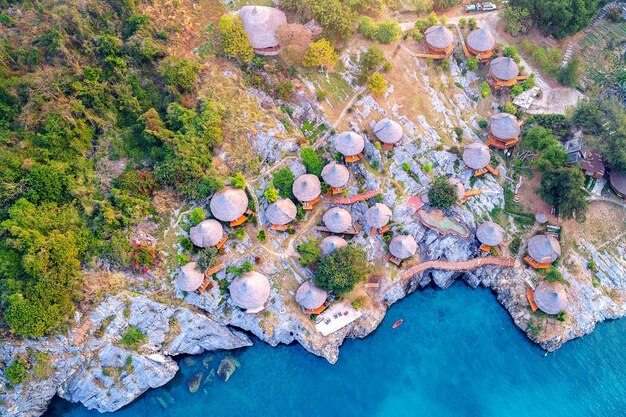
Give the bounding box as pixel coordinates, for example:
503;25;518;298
217;356;240;382
187;372;203;393
203;369;216;386
202;355;214;368
183;357;196;367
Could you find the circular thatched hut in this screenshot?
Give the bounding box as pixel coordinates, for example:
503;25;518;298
210;187;249;223
424;25;455;54
229;271;271;313
176;262;204;292
534;281;568;315
389;235;418;260
373;118;403;145
466;28;496;56
237;6;287;56
292;174;321;203
527;235;561;264
296;281;328;311
189;219;224;248
334;132;365;157
489;113;521;147
323;207;353;233
319;236;347;256
265;198;297;226
489;57;520;83
476;221;504;246
365;203;392;229
462;142;491;170
610;169;626;198
321;162;350;189
535;213;548;224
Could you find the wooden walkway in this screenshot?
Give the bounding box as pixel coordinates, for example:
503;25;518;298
401;257;516;280
329;189;381;204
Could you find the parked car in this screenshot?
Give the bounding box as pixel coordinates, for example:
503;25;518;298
466;2;497;12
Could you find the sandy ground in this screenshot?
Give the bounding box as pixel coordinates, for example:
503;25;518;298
517;171;557;222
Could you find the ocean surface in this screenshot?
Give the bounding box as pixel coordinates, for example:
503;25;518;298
44;282;626;417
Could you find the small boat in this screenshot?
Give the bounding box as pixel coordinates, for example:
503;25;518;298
392;319;403;329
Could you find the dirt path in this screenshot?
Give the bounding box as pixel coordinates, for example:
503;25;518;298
312;86;366;150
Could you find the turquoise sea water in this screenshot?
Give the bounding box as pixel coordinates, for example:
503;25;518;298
44;283;626;417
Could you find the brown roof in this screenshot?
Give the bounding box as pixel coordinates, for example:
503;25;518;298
579;148;604;176
527;235;561;264
389;235;417;260
292;174;321;202
373;118;403;144
476;221;504;246
265;198;297;226
490;57;520;81
321;162;350;188
425;25;454;49
295;281;328;310
466;28;496;53
322;207;353;233
189;219;224;248
490;113;521;140
237;6;287;50
176;262;204;292
334;132;365;156
610;169;626;197
210;187;249;222
462;142;491;170
229;271;271;313
365;203;392;229
534;281;568;315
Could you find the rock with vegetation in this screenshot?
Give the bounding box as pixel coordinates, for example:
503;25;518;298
216;356;240;382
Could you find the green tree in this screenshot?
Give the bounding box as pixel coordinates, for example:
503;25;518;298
188;207;205;225
428;176;458;209
367;72;388;96
314;245;368;294
217;14;254;63
480;82;490;98
230;172;246;189
557;58;581;87
308;0;357;40
376;20;402;44
159;57;201;92
264;187;279;203
296;239;321;265
25;164;69;204
358;16;379;40
302;39;338;70
301;147;325;176
466;57;479;71
272;167;295;199
540;166;588;219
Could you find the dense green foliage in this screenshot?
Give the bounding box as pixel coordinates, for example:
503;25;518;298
5;355;28;386
367;72;388;96
358;17;402;44
302;39;338;70
217;14;253;63
428;176;458;209
301;147;325;176
272;167;295;199
0;0;226;336
296;239;322;266
506;0;599;38
120;326;147;350
314;245;368;294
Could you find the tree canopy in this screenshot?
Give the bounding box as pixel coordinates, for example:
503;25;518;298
507;0;599;38
314;245;368;294
428;176;458;209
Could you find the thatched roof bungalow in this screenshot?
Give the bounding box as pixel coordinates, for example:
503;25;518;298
488;113;521;149
237;6;287;56
321;162;350;192
466;28;496;61
462;142;491;173
526;234;561;268
373;118;403;149
323;207;353;233
335;132;365;162
389;235;417;261
610;169;626;199
319;236;347;257
229;271;271;313
534;281;568;315
190;219;224;248
210;187;249;223
292;174;322;209
176;262;204;292
424;25;455;56
476;221;504;247
266;198;297;226
365;203;392;232
489;57;521;88
296;281;328;312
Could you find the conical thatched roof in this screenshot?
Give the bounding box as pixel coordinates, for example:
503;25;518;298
389;235;417;260
265;198;297;226
296;281;328;310
210;187;249;222
334;131;365;156
319;236;347;256
466;28;496;53
323;207;353;233
490;113;521;140
535;213;548;224
189;219;223;248
292;174;321;202
490;57;520;81
534;281;568;315
425;25;454;49
476;221;504;246
365;203;392;229
176;262;204;292
463;142;491;170
527;235;561;264
237;6;287;50
229;271;271;312
610;169;626;198
373;118;403;144
321;162;350;188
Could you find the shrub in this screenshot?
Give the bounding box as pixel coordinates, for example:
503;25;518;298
468;18;477;30
5;355;29;386
302;39;337;70
188;208;205;225
376;20;402;44
428;176;458;209
557;58;581;88
467;57;479;71
273;167;295;199
120;327;147;350
159;57;200;92
264;187;279;203
230;172;246;189
277;81;294;101
544;267;564;283
114;170;156;198
503;101;517;115
314;245;368;294
358;16;378;40
257;230;267;242
479;119;489;129
197;247;219;271
301;147;325;176
367;72;388;96
217;14;253;62
296;239;321;266
480;82;490;98
179;237;193;251
359;46;386;73
131;242;159;273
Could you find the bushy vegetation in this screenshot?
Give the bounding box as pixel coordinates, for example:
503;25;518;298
5;355;29;386
367;72;388;96
272;167;295;199
217;15;253;63
428;176;458;209
358;17;402;44
302;39;338;70
120;326;147;350
296;239;321;266
314;245;368;294
301;147;325;176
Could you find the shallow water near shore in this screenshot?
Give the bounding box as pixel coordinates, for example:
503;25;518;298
44;282;626;417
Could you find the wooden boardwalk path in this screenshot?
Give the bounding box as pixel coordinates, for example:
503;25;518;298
329;189;381;204
401;257;516;280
